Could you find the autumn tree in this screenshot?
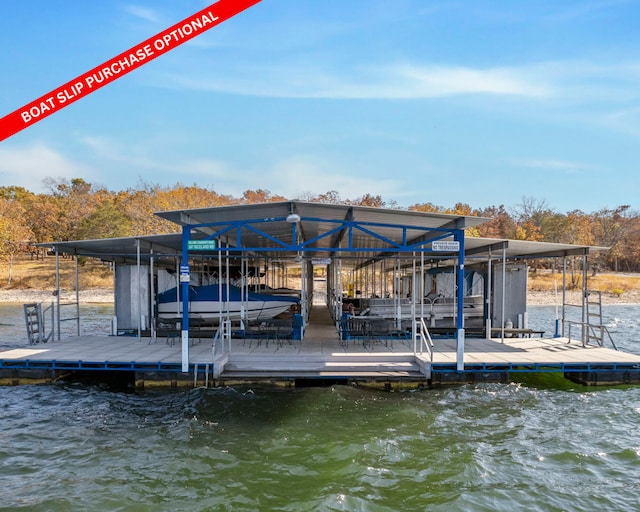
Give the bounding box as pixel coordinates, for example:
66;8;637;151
77;194;133;240
408;202;445;213
0;197;34;285
302;190;342;204
42;178;103;241
476;205;516;239
349;193;386;208
591;205;638;272
122;182;235;235
564;210;594;245
241;189;287;204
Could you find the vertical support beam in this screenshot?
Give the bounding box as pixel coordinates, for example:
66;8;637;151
150;248;155;341
455;230;465;371
291;221;298;251
112;259;117;336
136;238;141;339
218;241;223;327
181;225;190;373
486;249;492;339
420;250;425;320
582;252;588;345
411;253;417;338
562;257;567;337
74;251;80;336
501;246;506;341
55;246;61;341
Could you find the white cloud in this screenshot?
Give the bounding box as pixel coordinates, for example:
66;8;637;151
0;143;95;192
76;135;408;200
241;155;406;201
166;61;553;100
394;64;551;98
147;55;640;108
511;158;601;174
122;5;161;24
605;107;640;138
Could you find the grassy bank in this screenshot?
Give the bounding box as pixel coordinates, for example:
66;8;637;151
1;255;113;290
528;269;640;297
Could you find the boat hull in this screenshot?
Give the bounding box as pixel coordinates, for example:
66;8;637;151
157;284;299;323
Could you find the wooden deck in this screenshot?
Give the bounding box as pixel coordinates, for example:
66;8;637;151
2;304;640;385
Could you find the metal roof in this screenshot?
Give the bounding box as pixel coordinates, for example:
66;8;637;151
154;201;489;263
464;237;599;259
40;201;600;266
155;201;488;231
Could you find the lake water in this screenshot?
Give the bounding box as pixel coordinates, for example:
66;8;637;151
1;304;640;511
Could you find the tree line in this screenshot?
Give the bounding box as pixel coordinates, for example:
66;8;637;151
2;178;639;273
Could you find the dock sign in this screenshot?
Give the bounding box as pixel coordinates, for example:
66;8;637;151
432;240;460;252
188;240;218;250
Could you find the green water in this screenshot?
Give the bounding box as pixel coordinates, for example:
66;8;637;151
1;383;640;511
1;304;640;511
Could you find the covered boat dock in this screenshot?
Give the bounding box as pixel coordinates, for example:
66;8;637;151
2;201;639;387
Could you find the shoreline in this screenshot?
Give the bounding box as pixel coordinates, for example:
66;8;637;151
527;290;640;306
0;288;114;304
0;288;639;306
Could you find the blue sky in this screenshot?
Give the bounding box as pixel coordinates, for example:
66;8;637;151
1;0;639;213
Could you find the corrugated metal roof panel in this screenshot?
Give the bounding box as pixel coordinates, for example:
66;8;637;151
39;203;600;267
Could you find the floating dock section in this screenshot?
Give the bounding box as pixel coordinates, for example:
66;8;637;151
2;304;639;388
3;201;637;389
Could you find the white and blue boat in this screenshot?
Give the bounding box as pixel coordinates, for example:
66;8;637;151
157;284;300;323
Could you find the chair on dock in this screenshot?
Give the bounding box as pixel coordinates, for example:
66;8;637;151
243;319;294;349
152;317;179;346
364;318;395;351
340;316;369;350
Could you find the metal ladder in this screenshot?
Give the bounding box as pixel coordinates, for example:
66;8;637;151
584;291;617;350
23;302;54;345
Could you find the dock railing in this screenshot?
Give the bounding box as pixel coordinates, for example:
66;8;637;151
413;317;434;361
212;319;232;359
566;320;618;350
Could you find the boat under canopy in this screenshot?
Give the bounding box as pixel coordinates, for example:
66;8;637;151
33;201;609;379
157;284;300;323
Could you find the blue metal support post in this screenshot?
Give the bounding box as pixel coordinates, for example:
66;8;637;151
455;230;465;371
180;226;190;373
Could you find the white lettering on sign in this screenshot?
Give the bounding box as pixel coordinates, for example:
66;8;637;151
432;240;460;252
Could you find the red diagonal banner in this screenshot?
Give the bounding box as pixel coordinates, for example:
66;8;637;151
0;0;261;142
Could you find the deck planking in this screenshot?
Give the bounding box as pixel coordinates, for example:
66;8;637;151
1;332;639;373
2;305;640;381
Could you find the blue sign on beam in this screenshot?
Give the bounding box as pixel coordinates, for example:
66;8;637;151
187;240;217;250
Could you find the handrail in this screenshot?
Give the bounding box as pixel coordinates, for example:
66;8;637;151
413;317;434;361
211;327;222;359
566;320;618;350
57;301;80;338
601;324;618;350
212;319;232;359
41;302;55;342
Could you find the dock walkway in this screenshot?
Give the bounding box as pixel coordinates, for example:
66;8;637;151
2;304;640;386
